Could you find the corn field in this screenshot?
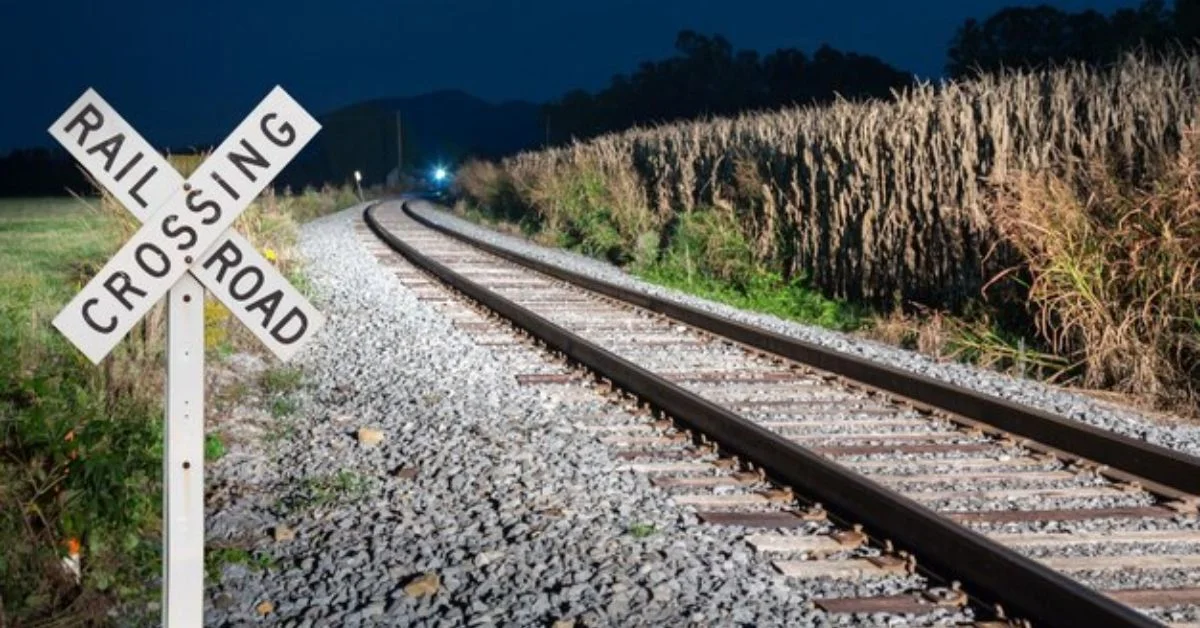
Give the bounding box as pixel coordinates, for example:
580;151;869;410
479;52;1200;310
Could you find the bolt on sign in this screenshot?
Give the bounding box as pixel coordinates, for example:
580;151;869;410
48;86;325;626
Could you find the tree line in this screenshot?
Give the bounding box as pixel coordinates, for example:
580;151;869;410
545;0;1200;144
947;0;1197;77
544;33;911;145
0;149;92;198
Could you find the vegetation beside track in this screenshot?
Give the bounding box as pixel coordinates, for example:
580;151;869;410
454;51;1200;416
0;173;365;625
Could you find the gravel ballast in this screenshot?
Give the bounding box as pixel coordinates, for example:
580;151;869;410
408;200;1200;458
202;205;962;626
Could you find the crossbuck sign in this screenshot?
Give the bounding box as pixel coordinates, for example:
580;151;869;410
49;86;324;626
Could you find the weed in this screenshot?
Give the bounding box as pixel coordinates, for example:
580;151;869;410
286;267;314;299
205;434;227;462
277;471;373;513
261;367;304;395
264;419;298;445
639;265;865;331
628;523;657;538
204;299;231;354
212;380;251;413
993;128;1200;411
864;305;1067;379
204;546;274;582
270;397;299;418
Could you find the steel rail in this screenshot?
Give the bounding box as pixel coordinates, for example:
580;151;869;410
398;199;1200;498
365;202;1160;628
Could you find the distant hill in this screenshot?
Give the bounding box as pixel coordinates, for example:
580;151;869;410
277;89;543;189
0;90;541;196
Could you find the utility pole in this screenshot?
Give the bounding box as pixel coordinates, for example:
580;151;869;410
395;110;403;183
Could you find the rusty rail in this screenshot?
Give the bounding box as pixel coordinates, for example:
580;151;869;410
365;202;1161;627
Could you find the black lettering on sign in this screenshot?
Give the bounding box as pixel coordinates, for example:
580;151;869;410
201;240;242;281
129;166;158;209
86;133;125;173
185;188;221;225
64;103;103;147
270;307;308;344
210;171;239;200
161;215;197;250
246;289;283;327
229;266;264;300
134;242;170;278
113;151;143;182
227;139;269;183
102;271;147;311
261;112;296;147
81;298;117;334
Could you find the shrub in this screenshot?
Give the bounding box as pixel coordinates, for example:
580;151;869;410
993;128;1200;411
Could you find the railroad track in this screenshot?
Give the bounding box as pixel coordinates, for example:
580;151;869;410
360;199;1200;627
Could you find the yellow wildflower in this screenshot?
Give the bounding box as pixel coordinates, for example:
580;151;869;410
264;248;277;262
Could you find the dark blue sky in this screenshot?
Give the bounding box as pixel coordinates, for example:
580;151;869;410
1;0;1140;152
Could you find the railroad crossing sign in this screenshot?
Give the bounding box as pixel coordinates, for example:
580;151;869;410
48;86;324;626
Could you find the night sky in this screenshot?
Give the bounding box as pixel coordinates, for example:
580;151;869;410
0;0;1140;153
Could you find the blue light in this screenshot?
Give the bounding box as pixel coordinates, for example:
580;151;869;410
433;167;447;182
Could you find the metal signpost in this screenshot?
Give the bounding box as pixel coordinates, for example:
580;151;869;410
48;86;325;626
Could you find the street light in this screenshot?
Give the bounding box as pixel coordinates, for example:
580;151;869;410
433;167;447;182
353;170;364;202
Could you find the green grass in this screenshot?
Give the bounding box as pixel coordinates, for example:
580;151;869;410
262;365;303;420
0;197;164;624
261;366;304;395
309;470;371;505
459;200;867;333
286;267;315;299
205;433;227;462
204;546;274;582
270;396;299;418
637;265;866;332
0;197;118;273
628;522;657;538
276;470;372;513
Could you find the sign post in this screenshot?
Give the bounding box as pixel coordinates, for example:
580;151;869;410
165;274;206;622
48;86;325;625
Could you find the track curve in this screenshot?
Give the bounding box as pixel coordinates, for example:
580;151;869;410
363;198;1200;627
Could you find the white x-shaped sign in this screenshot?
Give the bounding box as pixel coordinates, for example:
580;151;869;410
49;87;324;363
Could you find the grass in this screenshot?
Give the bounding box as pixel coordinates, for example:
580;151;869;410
628;523;657;538
260;366;304;395
276;470;373;514
261;366;305;420
264;417;299;445
639;265;866;331
0;196;163;625
204;434;226;462
270;397;299;418
993;133;1200;411
204;546;274;582
636;208;866;331
211;380;251;415
307;470;371;505
0;180;364;625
